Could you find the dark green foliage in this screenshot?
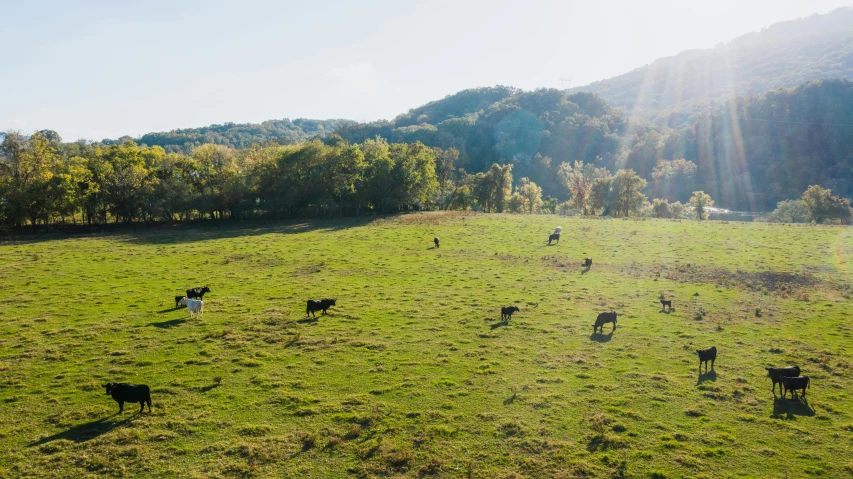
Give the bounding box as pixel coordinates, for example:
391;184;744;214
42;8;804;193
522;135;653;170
134;118;354;153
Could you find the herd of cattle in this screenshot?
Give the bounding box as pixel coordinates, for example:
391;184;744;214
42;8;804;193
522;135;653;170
102;228;814;414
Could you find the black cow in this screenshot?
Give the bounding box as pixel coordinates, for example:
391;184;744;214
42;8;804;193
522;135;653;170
186;286;211;300
696;346;717;373
765;366;801;394
779;376;810;399
548;233;560;244
174;295;187;308
660;299;672;311
501;306;520;322
583;257;593;268
593;311;617;334
434;237;440;248
307;298;336;317
104;383;151;413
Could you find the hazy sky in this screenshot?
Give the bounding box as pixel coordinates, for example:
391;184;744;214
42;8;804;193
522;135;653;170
1;0;850;140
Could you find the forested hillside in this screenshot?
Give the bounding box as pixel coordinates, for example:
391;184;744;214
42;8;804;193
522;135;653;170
132;118;354;152
570;7;853;116
338;80;853;211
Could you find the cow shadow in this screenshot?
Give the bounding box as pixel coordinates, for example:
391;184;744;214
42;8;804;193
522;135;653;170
156;307;183;314
589;330;614;342
490;320;509;330
147;319;187;328
546;243;558;247
297;317;319;324
581;267;591;275
696;370;717;385
28;415;133;446
198;382;221;393
660;308;674;314
772;396;815;419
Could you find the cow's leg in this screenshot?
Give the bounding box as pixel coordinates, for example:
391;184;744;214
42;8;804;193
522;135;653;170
711;358;715;370
139;401;145;413
118;401;124;413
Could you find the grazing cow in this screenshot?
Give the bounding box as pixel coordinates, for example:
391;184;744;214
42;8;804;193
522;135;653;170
434;237;440;248
307;298;336;317
593;311;617;334
104;383;151;414
696;346;717;373
174;295;185;308
660;299;672;311
779;376;810;399
583;257;593;268
180;297;204;318
765;366;801;394
501;306;520;322
548;233;560;244
186;286;211;300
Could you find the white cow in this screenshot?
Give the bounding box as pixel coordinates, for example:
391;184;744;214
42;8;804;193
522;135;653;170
554;226;562;235
179;297;204;318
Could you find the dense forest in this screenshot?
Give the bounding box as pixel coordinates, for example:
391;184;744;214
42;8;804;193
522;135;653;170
569;7;853;118
129;119;354;153
334;80;853;211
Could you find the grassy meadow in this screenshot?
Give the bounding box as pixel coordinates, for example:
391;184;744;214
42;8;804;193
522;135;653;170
1;212;852;478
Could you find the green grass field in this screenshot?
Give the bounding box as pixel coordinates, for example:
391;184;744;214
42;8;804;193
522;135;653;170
1;212;852;478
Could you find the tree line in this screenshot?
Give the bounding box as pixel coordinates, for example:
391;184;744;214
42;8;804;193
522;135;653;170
0;129;720;228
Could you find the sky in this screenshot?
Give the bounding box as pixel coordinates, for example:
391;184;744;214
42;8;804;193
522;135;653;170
1;0;851;141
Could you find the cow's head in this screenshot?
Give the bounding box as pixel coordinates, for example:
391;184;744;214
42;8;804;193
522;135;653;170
202;286;211;293
328;299;336;306
104;383;115;395
179;297;188;305
511;306;520;313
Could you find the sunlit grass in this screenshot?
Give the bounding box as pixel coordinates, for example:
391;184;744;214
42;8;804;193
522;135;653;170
1;213;851;478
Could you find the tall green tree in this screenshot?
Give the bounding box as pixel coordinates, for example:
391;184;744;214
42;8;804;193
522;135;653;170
611;169;647;217
688;191;715;221
519;177;543;214
801;185;852;224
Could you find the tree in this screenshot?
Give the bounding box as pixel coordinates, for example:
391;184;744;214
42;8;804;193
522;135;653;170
519;178;543;213
652;198;670;218
507;192;525;213
688;191;715;221
488;163;513;213
589;176;614;215
766;199;810;223
801;185;852;224
558;160;610;215
611;169;647;217
651;158;697;201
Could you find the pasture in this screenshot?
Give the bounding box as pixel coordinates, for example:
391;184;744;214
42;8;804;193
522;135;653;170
1;212;852;478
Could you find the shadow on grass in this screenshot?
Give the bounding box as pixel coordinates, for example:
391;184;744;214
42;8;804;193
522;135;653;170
490;320;509;330
198;383;221;393
772;396;815;419
586;433;622;452
147;319;187;328
581;267;591;275
28;415;134;446
503;391;517;405
297;317;319;324
590;330;614;342
1;216;381;246
696;370;717;385
660;308;674;314
156;307;184;314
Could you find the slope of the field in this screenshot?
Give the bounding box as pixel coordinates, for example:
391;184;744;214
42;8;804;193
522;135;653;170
1;213;852;478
